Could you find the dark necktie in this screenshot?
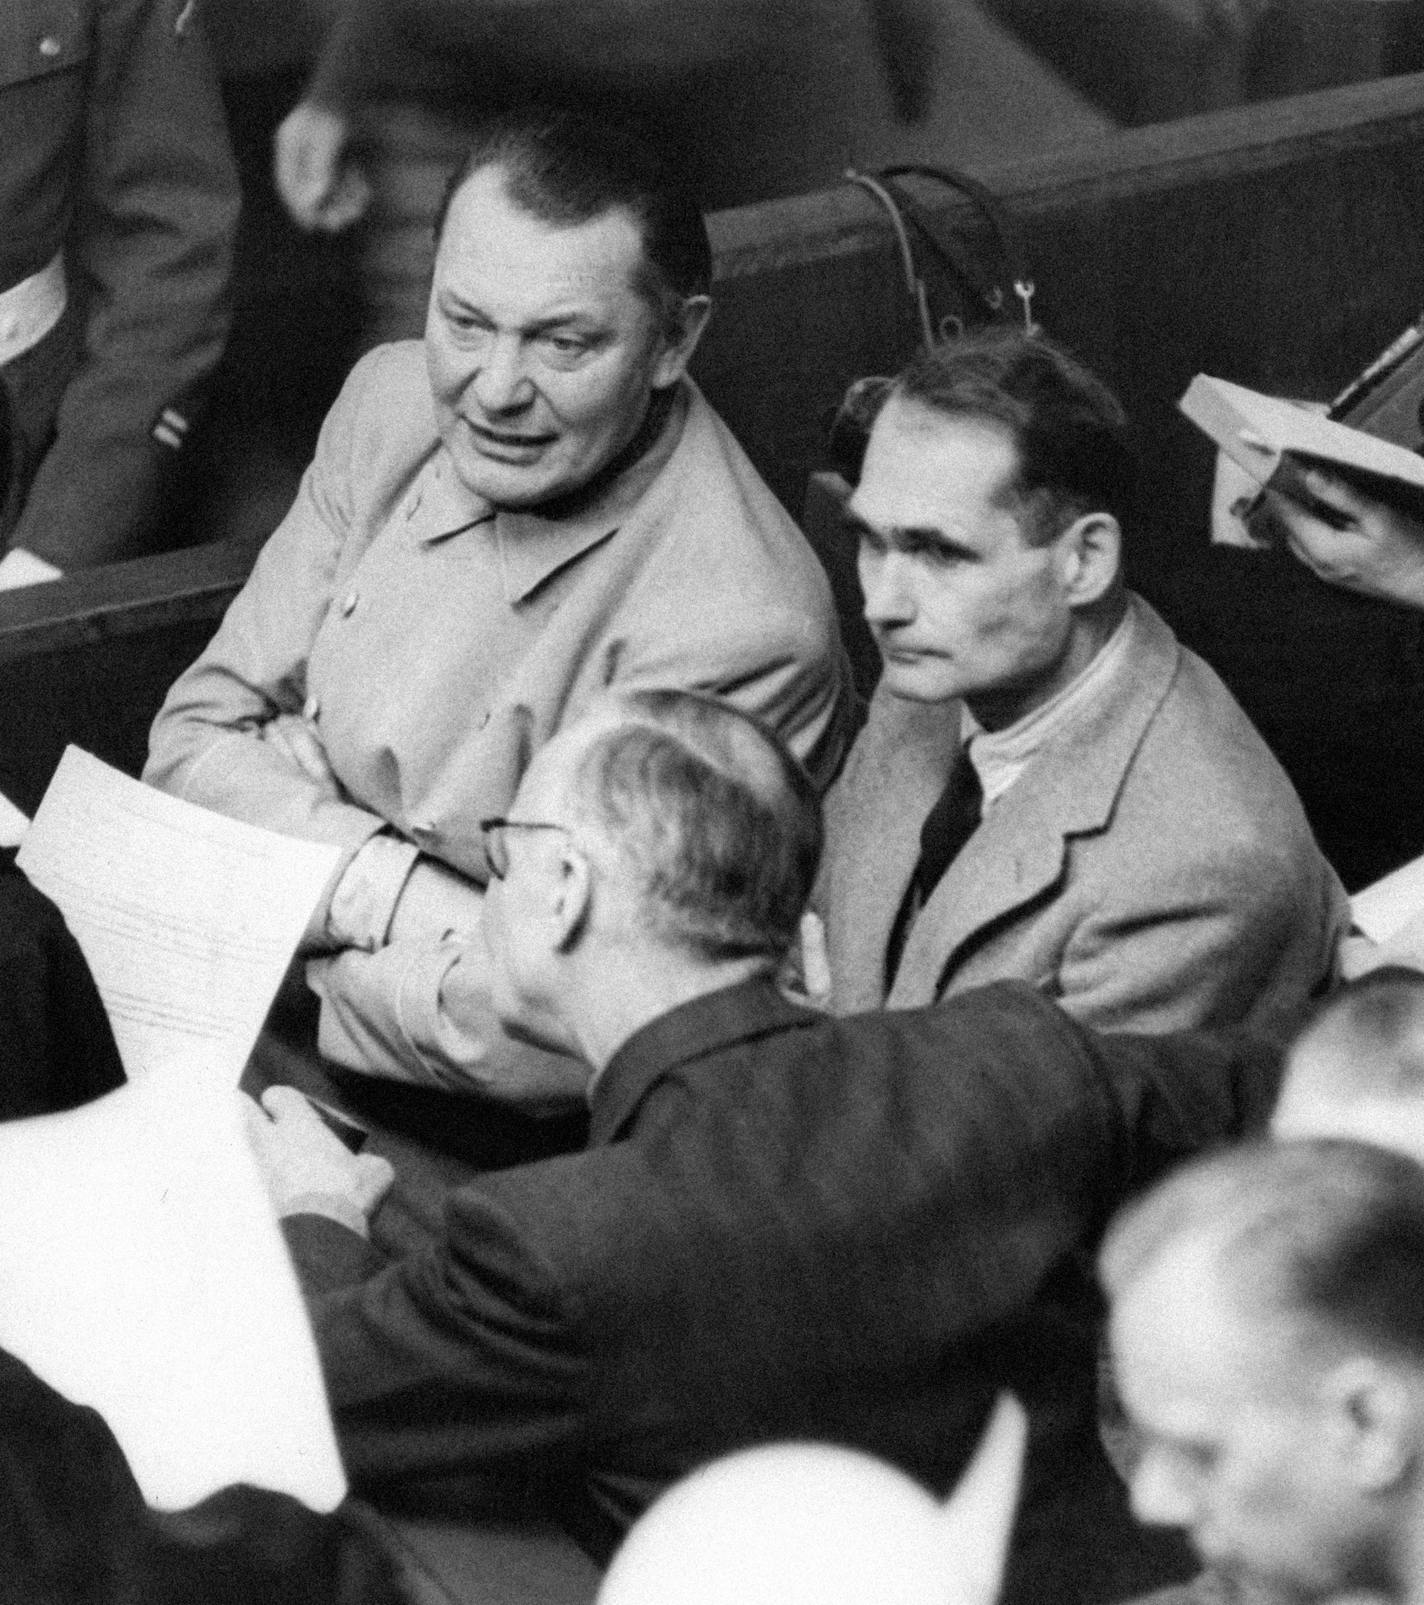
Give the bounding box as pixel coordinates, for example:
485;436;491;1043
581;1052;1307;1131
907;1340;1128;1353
884;752;984;989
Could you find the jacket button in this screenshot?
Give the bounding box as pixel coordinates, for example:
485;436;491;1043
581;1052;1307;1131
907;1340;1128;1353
38;36;62;57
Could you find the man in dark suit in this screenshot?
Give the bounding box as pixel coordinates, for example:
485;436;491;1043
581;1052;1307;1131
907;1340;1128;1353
247;687;1283;1604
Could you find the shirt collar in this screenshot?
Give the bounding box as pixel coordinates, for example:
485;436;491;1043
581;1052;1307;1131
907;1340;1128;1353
589;975;817;1145
961;601;1137;807
415;383;689;605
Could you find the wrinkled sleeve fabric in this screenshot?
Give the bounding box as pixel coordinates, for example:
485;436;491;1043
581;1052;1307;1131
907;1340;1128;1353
1055;838;1345;1036
308;938;589;1110
308;612;848;1099
15;0;238;568
144;352;396;936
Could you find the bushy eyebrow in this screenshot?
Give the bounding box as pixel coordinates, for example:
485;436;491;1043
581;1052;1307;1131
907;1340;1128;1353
841;507;978;559
436;289;608;336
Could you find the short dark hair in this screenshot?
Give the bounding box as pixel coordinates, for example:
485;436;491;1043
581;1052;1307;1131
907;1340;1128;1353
1289;968;1424;1099
1102;1138;1424;1370
435;107;712;323
885;328;1138;545
569;690;822;964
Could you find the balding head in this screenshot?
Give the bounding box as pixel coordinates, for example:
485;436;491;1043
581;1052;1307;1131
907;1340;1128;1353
1274;969;1424;1161
1101;1139;1424;1604
480;690;821;1065
559;689;822;963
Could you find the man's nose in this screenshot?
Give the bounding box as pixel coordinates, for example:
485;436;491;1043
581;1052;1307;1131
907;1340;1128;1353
471;335;534;412
859;548;915;627
1129;1447;1199;1532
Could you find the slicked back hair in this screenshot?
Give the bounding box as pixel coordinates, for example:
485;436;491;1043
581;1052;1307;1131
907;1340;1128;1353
568;690;822;965
886;327;1138;547
1102;1137;1424;1370
1289;967;1424;1099
435;107;712;329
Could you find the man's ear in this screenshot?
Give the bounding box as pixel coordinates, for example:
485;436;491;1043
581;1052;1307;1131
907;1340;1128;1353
1321;1358;1414;1493
552;845;594;953
1058;512;1121;608
652;295;712;389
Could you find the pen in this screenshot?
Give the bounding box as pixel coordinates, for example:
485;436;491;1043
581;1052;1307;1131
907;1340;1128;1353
1329;312;1424;420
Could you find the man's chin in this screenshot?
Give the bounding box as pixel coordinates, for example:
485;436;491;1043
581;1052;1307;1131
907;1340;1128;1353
450;450;566;509
876;660;963;706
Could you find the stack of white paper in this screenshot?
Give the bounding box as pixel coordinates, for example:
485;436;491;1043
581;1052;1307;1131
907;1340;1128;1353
0;1065;346;1511
1352;854;1424;947
0;785;27;848
17;746;338;1085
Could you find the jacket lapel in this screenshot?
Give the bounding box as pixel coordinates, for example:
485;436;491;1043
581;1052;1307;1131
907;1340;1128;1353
887;599;1183;1006
823;691;960;1011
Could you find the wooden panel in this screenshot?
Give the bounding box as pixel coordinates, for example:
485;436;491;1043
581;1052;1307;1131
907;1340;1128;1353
696;73;1424;886
8;77;1424;883
0;545;248;813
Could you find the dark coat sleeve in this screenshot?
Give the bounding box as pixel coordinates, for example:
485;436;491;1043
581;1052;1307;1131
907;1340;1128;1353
282;1178;590;1515
0;1344;149;1597
0;851;125;1118
1085;1013;1286;1209
304;0;754;112
13;0;239;568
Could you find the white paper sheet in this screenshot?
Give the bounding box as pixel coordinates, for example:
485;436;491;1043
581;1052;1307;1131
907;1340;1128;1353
0;1066;346;1511
1351;852;1424;944
0;785;28;847
17;747;338;1085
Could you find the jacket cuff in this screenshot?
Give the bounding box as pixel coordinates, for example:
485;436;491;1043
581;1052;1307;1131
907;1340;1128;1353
326;833;420;950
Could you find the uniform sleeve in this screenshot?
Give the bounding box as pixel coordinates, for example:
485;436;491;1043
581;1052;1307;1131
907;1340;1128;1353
283;1184;590;1506
307;938;590;1110
143;353;396;933
13;0;239;569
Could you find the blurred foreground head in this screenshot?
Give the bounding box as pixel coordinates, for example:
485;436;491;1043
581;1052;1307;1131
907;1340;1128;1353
1273;966;1424;1159
1102;1139;1424;1605
597;1393;1025;1605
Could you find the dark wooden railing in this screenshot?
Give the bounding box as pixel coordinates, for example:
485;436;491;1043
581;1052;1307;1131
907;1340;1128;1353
8;74;1424;882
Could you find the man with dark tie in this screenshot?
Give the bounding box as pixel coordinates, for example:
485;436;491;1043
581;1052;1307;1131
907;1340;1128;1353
813;328;1346;1034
